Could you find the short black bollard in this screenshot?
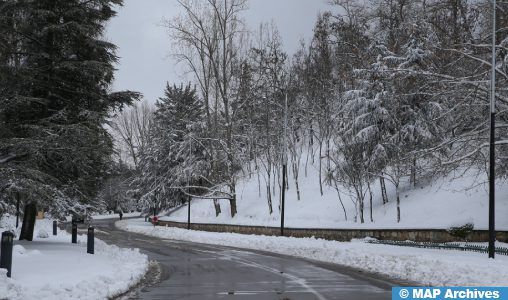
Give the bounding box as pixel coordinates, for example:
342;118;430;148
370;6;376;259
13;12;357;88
71;223;77;244
53;220;57;236
0;231;14;278
87;227;94;254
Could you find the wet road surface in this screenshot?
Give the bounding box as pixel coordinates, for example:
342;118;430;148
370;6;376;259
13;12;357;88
89;219;394;300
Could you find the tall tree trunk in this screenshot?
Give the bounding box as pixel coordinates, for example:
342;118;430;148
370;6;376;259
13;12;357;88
396;183;401;223
264;96;272;213
410;158;417;188
272;166;277;197
266;166;273;214
309;124;314;146
212;88;222;217
19;202;37;241
305;142;310;177
292;158;301;201
357;188;365;224
368;181;373;222
257;164;262;198
333;180;347;221
318;141;323;196
266;185;273;214
213;200;221;217
212;147;222;217
229;197;237;218
247;145;252;178
326;138;331;185
229;181;237;217
310;124;315;164
359;197;365;224
353;199;358;223
380;174;388;204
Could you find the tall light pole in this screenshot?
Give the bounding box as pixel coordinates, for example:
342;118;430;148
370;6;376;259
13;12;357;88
281;93;288;236
488;0;497;259
153;168;158;221
187;194;191;230
187;140;192;230
15;192;20;228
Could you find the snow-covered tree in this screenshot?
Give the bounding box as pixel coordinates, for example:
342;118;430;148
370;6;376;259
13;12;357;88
111;101;153;168
0;0;139;227
166;0;249;217
135;84;208;210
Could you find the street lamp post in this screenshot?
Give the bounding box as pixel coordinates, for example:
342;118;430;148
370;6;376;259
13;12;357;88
488;0;497;259
187;195;191;230
153;168;158;223
152;186;157;223
281;93;288;236
187;141;192;230
15;192;20;228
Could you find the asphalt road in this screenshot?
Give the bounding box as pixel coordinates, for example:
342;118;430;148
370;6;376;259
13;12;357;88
89;219;395;300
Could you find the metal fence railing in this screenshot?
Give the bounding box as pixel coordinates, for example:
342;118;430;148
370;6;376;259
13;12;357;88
366;239;508;256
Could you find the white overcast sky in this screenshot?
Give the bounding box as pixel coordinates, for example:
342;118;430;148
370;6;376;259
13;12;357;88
106;0;336;103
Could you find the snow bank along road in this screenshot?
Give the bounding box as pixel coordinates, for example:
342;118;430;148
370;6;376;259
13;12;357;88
119;219;508;287
0;218;148;300
92;218;395;299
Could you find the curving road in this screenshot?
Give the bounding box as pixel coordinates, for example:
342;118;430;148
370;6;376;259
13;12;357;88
90;219;395;300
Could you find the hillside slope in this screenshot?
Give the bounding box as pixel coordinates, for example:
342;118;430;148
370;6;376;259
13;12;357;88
164;155;508;230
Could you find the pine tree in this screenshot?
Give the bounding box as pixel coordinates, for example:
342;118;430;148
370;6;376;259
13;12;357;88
136;83;207;209
0;0;139;227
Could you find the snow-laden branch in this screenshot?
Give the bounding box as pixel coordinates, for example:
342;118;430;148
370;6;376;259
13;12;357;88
172;184;234;200
0;153;25;164
440;47;508;80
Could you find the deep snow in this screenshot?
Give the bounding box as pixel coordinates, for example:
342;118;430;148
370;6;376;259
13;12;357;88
0;216;148;300
164;162;508;230
118;218;508;286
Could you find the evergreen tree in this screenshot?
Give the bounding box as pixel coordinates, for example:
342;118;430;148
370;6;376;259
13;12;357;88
136;83;206;209
0;0;139;223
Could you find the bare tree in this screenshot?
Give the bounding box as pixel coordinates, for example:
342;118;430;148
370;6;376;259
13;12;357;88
166;0;248;217
111;101;153;168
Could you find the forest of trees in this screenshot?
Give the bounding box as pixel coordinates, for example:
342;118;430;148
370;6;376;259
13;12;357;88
1;0;508;227
120;0;507;223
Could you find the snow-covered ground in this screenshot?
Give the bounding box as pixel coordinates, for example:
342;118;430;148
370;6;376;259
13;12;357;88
118;218;508;286
92;211;141;220
0;216;148;300
164;163;508;230
63;211;142;222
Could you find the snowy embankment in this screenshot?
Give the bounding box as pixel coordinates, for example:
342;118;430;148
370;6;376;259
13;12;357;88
118;218;508;286
164;164;508;230
0;216;148;300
